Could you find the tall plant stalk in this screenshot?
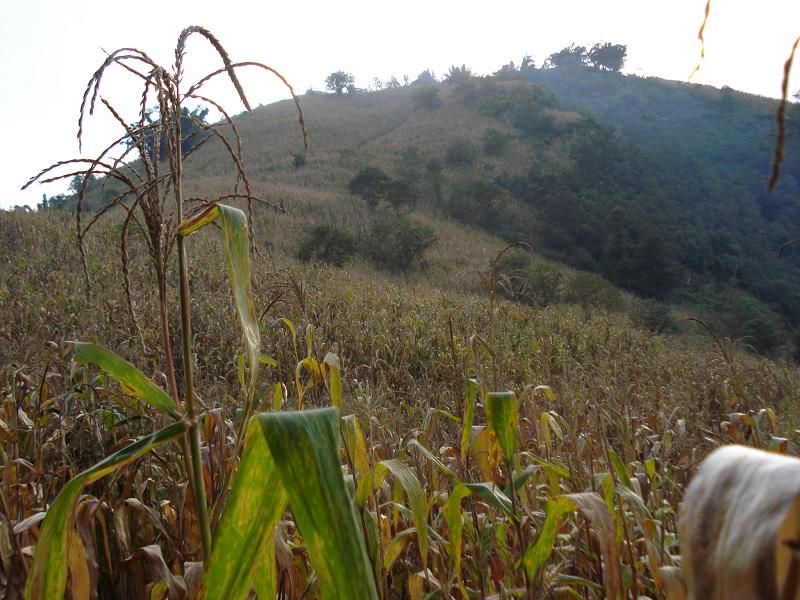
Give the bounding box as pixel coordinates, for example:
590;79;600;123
173;97;213;557
23;24;306;565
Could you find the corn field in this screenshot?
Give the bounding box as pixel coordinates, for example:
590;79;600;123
3;24;800;600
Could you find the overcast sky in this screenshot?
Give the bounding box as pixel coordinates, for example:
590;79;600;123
1;0;799;209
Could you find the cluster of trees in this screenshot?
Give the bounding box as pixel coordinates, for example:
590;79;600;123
543;43;627;71
347;166;417;211
321;41;625;99
298;165;436;273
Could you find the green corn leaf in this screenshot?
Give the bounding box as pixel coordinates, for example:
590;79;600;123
383;528;415;571
463;482;514;520
506;464;537;496
523;495;575;582
524;492;622;598
616;484;652;525
258;353;278;367
203;409;376;599
73;342;178;418
485;391;519;463
257;408;378;599
608;449;633;489
26;420;188;600
200;421;289;599
406;439;457;481
251;536;277;600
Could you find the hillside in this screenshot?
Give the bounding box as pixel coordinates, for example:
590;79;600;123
154;70;800;356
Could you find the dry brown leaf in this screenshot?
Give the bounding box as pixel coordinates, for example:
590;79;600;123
122;544;186;600
566;491;622;600
182;561;204;599
13;511;46;536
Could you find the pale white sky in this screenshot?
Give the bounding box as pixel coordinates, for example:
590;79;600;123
1;0;798;209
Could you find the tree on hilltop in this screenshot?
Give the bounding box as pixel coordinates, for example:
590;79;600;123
544;44;588;69
325;71;355;95
413;69;438;85
494;55;536;80
444;64;473;84
588;43;627;72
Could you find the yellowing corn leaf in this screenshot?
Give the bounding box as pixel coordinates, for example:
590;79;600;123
251;537;277;600
66;528;90;600
200;422;288;599
469;426;502;483
295;357;325;409
356;459;429;571
25;420;188;600
408;572;424;600
122;545;186;599
323;352;343;409
341;415;370;475
383;528;415;571
272;382;286;412
444;484;471;584
524;496;575;582
179;204;260;398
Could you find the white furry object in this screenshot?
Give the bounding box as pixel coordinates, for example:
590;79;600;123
679;444;800;600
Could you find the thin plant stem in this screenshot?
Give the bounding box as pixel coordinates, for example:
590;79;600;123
174;99;213;561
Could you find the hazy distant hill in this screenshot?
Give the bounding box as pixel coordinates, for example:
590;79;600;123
56;66;800;356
